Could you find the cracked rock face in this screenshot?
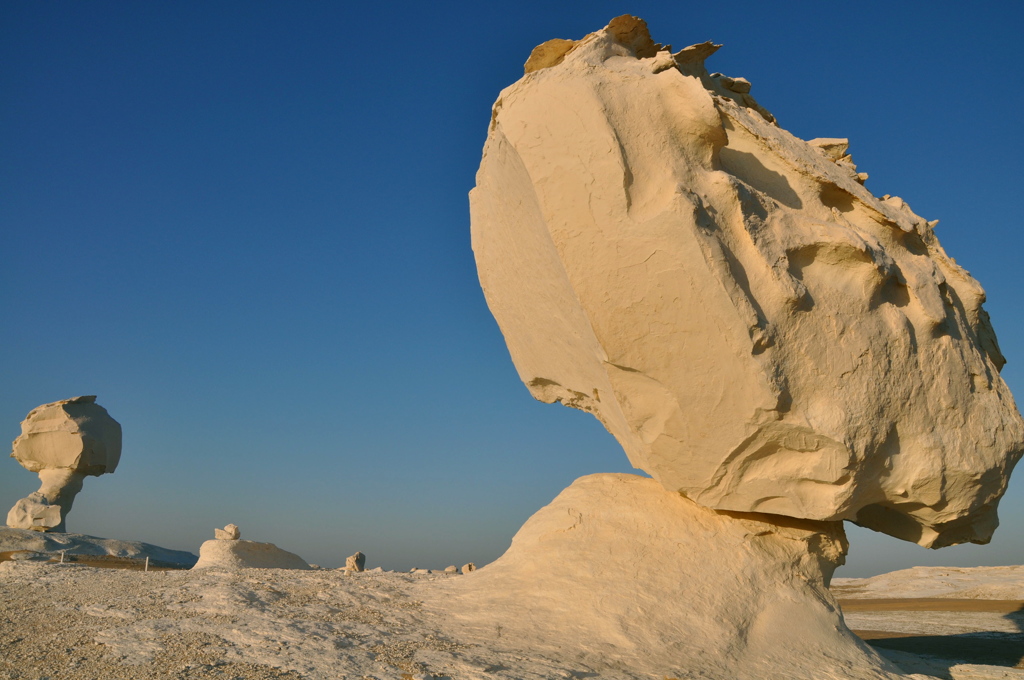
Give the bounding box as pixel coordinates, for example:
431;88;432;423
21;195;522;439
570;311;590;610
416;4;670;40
6;396;122;532
470;16;1024;548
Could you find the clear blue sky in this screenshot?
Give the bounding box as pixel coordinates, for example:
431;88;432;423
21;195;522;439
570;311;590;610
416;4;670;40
2;1;1021;576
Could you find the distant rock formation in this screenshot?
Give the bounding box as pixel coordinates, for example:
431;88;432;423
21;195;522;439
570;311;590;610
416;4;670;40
193;526;310;570
345;551;365;572
0;527;197;567
470;15;1023;548
6;396;122;533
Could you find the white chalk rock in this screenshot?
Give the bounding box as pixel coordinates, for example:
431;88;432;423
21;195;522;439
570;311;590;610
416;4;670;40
470;15;1024;547
5;495;62;531
214;524;240;540
434;473;902;680
192;539;310;570
7;396;122;532
461;562;475;574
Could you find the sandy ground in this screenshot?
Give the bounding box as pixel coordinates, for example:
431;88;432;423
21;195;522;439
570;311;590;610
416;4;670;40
1;556;1022;680
833;570;1024;680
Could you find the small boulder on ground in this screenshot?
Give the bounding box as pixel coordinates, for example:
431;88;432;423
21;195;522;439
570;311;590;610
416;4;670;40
345;551;365;572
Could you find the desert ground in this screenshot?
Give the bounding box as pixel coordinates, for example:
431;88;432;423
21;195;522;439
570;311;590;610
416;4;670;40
1;550;1021;680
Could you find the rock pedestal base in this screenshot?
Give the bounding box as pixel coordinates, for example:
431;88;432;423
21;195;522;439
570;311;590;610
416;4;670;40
432;474;909;680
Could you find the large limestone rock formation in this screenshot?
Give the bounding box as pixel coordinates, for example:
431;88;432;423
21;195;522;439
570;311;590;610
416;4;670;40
434;474;904;680
6;396;122;533
471;15;1023;548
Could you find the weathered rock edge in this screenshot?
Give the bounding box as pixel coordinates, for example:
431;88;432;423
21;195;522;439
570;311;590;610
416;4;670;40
7;396;122;533
471;15;1023;547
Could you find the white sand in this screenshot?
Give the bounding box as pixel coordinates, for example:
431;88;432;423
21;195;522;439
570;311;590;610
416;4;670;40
1;559;1022;680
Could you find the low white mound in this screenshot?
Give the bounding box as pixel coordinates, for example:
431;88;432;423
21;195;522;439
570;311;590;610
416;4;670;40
192;539;310;570
428;473;905;680
0;526;197;567
833;565;1024;600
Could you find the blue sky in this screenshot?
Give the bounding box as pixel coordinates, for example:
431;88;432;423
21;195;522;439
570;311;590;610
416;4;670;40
2;1;1021;576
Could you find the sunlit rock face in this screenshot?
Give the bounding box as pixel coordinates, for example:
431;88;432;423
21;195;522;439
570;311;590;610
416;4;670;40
470;16;1024;548
432;474;906;680
6;396;121;532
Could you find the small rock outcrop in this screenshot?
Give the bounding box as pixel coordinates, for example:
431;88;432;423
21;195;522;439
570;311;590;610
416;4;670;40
461;563;476;574
345;551;365;572
192;527;310;571
6;396;122;533
470;16;1023;548
214;524;240;540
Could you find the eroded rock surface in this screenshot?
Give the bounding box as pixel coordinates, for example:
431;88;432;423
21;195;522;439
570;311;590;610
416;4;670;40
214;524;240;540
433;474;903;680
6;396;122;532
470;15;1023;547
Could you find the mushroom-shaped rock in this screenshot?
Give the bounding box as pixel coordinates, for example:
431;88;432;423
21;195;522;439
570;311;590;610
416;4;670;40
470;15;1023;548
6;396;122;532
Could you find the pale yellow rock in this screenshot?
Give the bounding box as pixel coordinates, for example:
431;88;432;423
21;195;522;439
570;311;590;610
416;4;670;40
433;474;903;680
470;16;1024;548
523;38;576;74
6;396;122;533
214;524;240;540
345;551;365;572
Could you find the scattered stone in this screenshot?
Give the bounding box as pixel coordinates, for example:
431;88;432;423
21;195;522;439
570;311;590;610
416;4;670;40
345;551;365;572
444;565;458;574
6;396;122;533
